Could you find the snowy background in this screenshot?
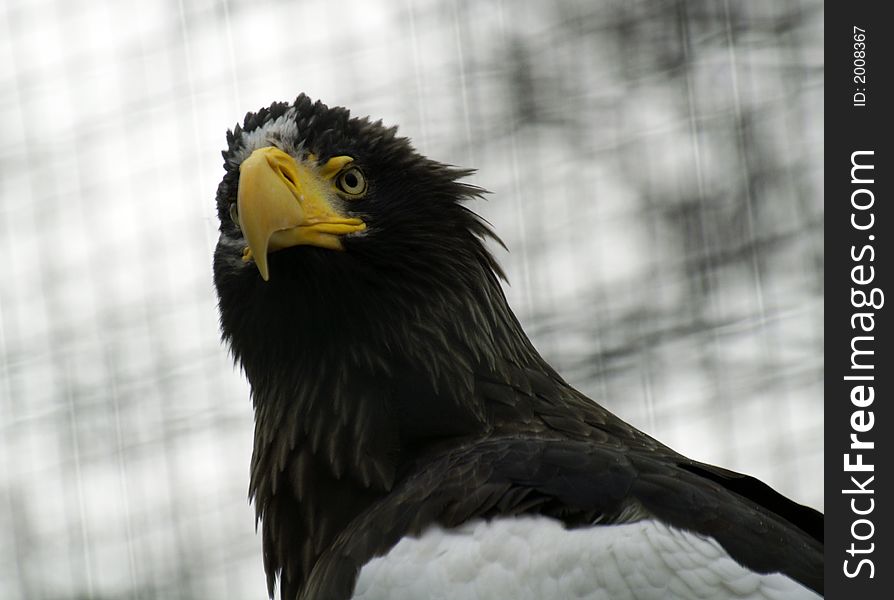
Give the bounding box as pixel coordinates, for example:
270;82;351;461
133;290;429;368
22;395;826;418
0;0;823;598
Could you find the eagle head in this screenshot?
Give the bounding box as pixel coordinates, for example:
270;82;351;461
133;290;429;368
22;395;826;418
213;95;526;386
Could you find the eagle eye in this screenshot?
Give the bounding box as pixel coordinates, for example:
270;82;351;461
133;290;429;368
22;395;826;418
335;166;367;197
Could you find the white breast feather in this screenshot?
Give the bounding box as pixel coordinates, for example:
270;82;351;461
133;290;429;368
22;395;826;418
352;516;820;600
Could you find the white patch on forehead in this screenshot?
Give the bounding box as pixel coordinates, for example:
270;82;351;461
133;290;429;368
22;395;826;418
229;106;303;166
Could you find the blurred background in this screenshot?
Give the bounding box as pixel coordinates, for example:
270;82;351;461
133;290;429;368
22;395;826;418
0;0;823;598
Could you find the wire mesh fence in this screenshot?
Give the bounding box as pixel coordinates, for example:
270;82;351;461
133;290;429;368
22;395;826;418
1;0;822;598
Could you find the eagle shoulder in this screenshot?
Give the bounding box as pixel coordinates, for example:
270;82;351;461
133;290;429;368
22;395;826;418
353;516;820;600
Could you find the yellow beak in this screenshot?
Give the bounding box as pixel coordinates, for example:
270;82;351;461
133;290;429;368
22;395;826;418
236;146;366;281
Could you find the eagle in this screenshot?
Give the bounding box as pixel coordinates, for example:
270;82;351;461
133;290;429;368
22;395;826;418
212;94;823;600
